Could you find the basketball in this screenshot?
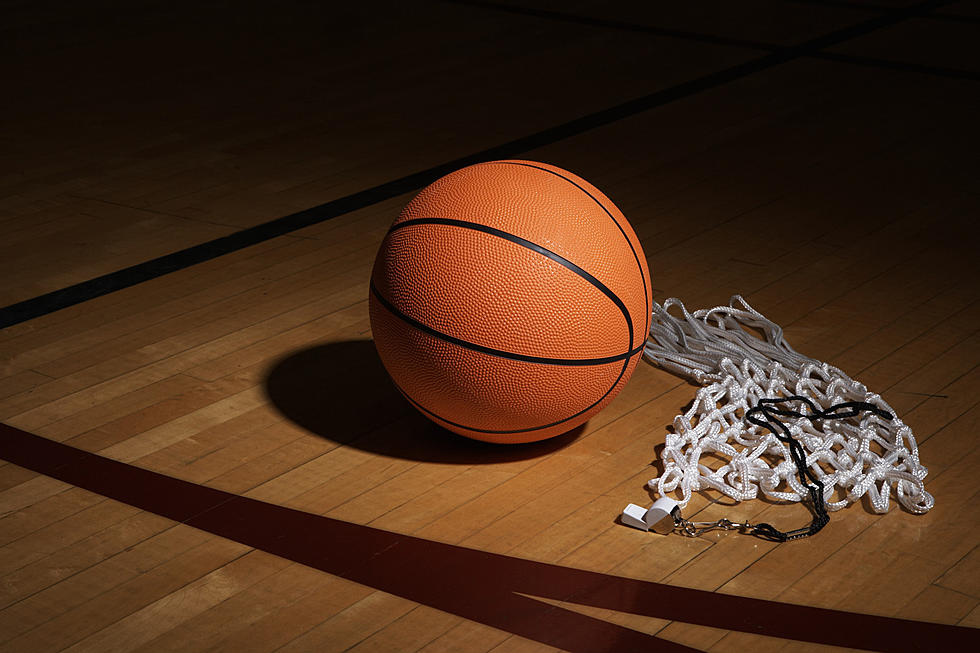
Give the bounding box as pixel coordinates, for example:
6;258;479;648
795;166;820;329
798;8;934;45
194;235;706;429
369;160;652;444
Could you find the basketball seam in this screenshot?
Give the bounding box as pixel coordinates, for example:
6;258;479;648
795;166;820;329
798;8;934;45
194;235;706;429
379;216;634;363
486;160;651;340
390;355;636;435
370;281;644;367
373;278;639;433
375;174;644;435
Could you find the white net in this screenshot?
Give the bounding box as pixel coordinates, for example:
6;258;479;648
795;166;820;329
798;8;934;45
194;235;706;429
643;296;934;515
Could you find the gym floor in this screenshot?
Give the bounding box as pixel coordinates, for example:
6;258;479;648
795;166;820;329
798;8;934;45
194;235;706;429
1;1;978;651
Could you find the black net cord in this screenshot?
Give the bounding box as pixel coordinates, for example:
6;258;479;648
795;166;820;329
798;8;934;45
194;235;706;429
743;396;893;542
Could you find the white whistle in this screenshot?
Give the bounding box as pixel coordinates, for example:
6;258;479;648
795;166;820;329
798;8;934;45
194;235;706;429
621;497;681;534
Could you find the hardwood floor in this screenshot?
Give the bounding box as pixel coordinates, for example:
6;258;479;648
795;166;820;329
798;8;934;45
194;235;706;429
1;1;977;650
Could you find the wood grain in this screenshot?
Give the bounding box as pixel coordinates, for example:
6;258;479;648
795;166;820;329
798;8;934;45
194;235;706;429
1;0;977;650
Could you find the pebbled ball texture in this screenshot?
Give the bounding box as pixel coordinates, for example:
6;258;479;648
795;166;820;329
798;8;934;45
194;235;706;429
369;160;652;444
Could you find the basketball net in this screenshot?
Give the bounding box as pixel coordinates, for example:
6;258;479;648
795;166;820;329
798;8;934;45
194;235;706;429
628;295;933;538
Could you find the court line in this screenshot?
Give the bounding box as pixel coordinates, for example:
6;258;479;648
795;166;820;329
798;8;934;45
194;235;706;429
787;0;980;23
0;0;955;329
447;0;781;50
813;51;980;80
453;0;980;81
2;421;976;651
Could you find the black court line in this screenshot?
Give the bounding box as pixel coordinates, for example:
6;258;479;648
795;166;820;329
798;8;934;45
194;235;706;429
927;13;980;25
0;0;955;330
2;422;977;652
455;0;980;82
788;0;980;23
814;51;980;81
785;0;914;11
447;0;782;50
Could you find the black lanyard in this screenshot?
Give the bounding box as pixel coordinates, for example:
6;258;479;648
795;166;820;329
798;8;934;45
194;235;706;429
740;396;894;541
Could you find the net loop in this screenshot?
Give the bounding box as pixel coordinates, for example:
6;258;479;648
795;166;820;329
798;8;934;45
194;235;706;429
643;296;934;518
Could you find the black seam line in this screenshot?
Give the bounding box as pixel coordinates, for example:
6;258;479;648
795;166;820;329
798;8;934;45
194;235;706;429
0;0;952;330
369;281;643;367
379;215;637;433
392;354;631;435
388;216;634;346
371;280;642;366
487;161;650;337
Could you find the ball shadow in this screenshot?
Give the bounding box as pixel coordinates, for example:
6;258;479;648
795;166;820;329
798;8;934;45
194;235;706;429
263;339;583;464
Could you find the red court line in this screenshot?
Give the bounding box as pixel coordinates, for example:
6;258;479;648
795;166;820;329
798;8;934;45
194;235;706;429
1;423;976;652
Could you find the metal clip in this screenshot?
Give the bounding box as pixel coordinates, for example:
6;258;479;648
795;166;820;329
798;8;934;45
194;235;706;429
677;517;752;537
622;498;754;538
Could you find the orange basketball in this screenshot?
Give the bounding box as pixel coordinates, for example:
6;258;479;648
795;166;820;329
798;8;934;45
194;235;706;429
369;160;652;444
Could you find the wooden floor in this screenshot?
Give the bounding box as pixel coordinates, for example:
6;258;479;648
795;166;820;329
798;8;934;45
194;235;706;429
2;0;979;650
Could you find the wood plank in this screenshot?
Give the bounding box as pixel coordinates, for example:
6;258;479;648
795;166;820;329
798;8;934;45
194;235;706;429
61;551;288;653
2;2;978;650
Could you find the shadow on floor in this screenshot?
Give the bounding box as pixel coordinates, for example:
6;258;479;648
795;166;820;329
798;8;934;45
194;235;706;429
263;338;582;464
